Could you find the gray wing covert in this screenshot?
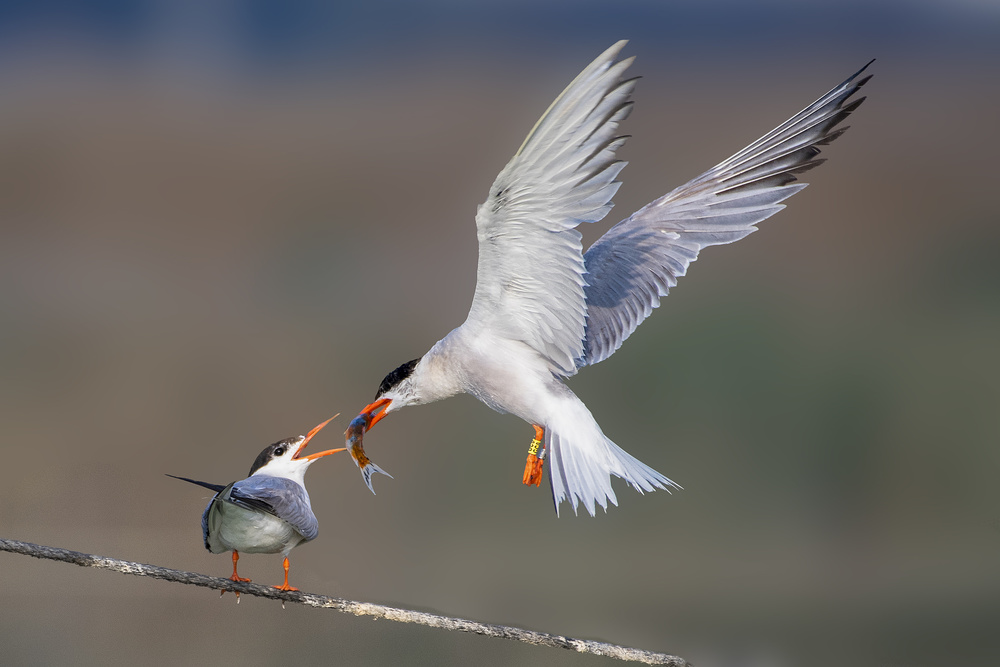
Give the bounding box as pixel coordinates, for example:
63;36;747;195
230;476;319;541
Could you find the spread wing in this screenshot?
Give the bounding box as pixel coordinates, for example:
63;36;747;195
578;60;873;368
228;476;319;541
463;41;636;375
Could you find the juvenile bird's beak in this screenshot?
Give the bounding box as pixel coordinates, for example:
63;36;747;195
302;446;347;461
357;398;392;430
294;414;347;460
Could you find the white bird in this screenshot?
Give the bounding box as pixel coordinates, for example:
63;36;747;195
169;416;345;592
349;41;872;516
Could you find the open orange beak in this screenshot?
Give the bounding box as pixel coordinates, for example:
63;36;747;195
294;414;348;460
357;398;392;430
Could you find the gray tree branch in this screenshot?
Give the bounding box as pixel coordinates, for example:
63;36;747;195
1;537;690;666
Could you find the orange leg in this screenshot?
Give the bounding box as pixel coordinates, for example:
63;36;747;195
221;550;252;600
230;550;252;582
273;557;299;592
522;424;546;487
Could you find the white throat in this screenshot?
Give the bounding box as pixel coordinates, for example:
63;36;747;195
252;457;312;488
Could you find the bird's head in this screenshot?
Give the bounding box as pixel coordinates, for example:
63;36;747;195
354;358;421;431
249;415;345;481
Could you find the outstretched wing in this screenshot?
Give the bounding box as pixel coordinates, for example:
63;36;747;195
464;41;636;375
578;61;873;368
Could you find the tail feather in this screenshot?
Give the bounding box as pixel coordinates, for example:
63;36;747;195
546;405;680;516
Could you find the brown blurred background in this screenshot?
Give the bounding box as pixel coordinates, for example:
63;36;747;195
1;2;998;666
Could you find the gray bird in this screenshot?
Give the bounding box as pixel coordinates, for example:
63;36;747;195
349;41;872;516
169;416;345;592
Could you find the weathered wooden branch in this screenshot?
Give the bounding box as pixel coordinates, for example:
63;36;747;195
1;537;690;666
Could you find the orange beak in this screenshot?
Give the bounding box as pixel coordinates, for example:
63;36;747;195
357;397;392;430
294;414;348;460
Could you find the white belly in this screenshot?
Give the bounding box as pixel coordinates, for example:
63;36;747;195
462;335;566;425
207;500;303;555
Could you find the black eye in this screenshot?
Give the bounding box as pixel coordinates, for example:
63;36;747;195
274;446;286;456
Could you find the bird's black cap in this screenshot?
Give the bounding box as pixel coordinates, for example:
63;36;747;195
376;358;419;399
248;437;299;476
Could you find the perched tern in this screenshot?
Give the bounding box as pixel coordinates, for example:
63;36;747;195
168;417;345;593
350;41;872;516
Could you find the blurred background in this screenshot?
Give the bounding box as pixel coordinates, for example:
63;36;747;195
1;1;998;666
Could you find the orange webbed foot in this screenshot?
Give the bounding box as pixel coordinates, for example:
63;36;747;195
221;551;252;601
273;557;298;592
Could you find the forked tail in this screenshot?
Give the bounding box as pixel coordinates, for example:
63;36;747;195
545;398;680;516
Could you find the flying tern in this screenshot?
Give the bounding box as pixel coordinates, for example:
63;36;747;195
169;416;345;593
349;41;872;516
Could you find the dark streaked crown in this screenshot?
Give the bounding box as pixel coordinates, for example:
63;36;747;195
248;437;300;476
376;358;419;399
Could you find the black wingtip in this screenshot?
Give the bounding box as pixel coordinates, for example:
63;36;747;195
848;59;876;85
841;95;867;114
855;58;876;77
830;60;875;96
165;474;227;494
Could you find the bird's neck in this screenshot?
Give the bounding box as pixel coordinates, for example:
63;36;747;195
410;334;467;405
253;461;310;489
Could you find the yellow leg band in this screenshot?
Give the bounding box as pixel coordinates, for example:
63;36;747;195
527;438;541;456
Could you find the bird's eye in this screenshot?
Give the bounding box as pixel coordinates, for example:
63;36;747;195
274;446;286;456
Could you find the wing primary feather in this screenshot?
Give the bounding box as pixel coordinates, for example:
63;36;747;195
577;59;873;369
165;474;227;494
467;41;639;374
514;41;630;158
